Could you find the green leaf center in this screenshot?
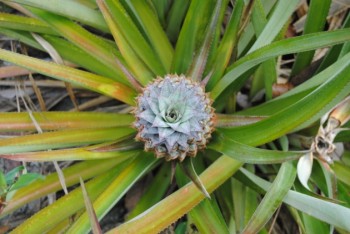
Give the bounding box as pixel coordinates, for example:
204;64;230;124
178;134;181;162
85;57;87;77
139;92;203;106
165;107;181;123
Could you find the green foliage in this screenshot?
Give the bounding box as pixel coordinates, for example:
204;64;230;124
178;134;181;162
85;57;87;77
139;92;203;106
0;166;43;201
0;0;350;233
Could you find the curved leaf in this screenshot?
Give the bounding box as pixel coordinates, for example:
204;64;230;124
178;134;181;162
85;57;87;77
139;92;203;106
248;0;299;53
0;146;139;162
215;114;265;127
291;0;332;76
0;112;134;131
27;7;129;85
1;158;131;217
0;127;135;154
243;161;296;233
122;0;174;71
188;0;225;82
66;155;157;234
219;52;350;146
165;0;190;43
110;156;242;234
171;0;215;74
0;49;137;105
176;157;229;234
7;0;109;31
240;168;350;231
10;160;130;234
209;133;306;164
99;0;167;76
0;28;127;80
79;178;102;234
206;0;243;89
332;162;350;187
211;29;350;99
96;0;153;85
126;163;171;220
0;12;56;35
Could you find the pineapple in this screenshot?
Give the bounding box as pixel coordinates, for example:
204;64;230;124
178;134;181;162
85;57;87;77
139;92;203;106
134;74;215;161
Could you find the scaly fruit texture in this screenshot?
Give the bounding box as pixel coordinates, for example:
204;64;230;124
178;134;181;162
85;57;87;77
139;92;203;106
134;74;215;161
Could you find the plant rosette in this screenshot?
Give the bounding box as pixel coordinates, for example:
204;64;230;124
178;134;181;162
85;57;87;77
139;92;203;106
134;74;215;162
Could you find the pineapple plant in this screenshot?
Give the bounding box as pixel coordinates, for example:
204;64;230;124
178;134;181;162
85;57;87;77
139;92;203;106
0;0;349;233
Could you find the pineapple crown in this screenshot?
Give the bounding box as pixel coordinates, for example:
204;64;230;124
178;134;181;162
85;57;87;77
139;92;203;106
134;74;215;161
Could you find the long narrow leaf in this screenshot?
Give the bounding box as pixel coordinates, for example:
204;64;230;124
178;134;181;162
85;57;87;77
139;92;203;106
80;178;102;234
0;146;139;162
110;156;242;234
0;112;134;131
0;127;135;154
239;50;350;116
236;0;276;56
42;35;128;80
165;0;189;43
215;114;265;127
123;0;174;71
96;0;154;85
26;7;129;85
332;162;350;187
0;12;56;35
171;0;215;74
176;157;229;234
240;168;350;231
100;0;167;76
127;163;171;220
251;0;277;100
211;29;350;98
209;133;306;164
189;0;224;82
219;52;350;146
7;0;109;32
0;49;137;105
1;157;132;217
0;28;126;80
291;0;332;76
10;160;130;234
242;162;296;233
66;155;157;234
248;0;299;53
206;0;244;89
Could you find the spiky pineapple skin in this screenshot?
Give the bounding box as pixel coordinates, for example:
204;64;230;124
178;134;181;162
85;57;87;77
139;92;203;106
134;74;215;161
